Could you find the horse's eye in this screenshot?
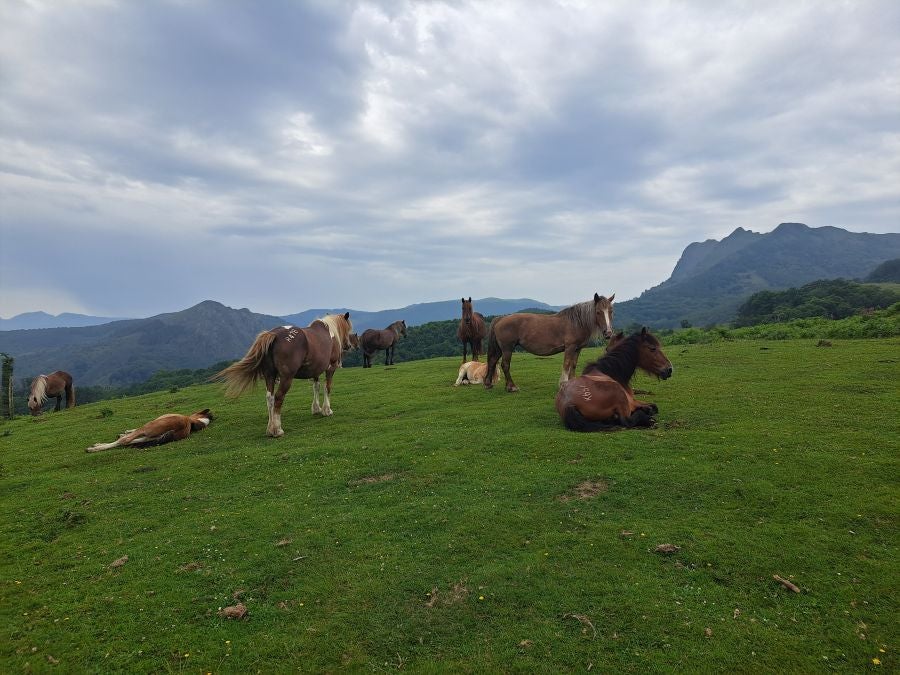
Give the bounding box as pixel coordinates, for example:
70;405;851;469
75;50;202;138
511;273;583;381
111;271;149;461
649;346;657;351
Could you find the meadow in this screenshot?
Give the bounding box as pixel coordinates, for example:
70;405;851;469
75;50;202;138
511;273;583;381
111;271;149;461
1;338;897;673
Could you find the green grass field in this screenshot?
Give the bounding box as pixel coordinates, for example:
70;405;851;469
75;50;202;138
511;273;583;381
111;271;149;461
2;339;897;672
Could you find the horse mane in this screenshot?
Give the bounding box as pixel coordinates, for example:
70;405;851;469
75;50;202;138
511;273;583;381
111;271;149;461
30;374;49;404
388;320;404;335
317;314;353;343
556;300;600;340
581;333;642;386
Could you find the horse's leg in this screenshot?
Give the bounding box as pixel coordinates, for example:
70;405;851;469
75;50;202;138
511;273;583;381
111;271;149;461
54;394;62;412
501;348;518;392
462;338;468;364
270;375;293;437
560;346;580;387
264;374;278;436
321;368;335;416
311;377;322;415
473;338;482;362
66;383;75;408
385;347;390;366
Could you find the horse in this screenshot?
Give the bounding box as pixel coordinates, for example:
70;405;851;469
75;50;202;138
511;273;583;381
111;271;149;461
454;360;499;386
556;327;673;431
86;409;212;452
214;313;353;437
484;293;615;392
28;370;75;415
361;320;407;367
457;297;486;362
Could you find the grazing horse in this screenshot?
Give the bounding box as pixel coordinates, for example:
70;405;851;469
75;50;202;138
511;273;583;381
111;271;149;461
87;409;212;452
484;293;615;392
361;320;407;367
28;370;75;415
457;297;486;362
556;327;673;431
215;313;353;437
454;360;499;386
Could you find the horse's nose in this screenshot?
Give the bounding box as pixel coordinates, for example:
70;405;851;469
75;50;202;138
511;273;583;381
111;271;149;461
603;329;613;339
660;365;673;380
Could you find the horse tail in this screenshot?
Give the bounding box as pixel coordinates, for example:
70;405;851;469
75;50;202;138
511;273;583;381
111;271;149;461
213;331;277;398
562;405;621;432
67;382;75;408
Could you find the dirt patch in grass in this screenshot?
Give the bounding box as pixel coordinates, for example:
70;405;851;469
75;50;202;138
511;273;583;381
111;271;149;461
663;419;688;430
178;562;203;572
130;465;157;473
349;473;397;486
425;579;470;608
557;479;609;503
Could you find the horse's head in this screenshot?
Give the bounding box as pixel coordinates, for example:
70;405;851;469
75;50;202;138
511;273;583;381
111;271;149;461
461;297;474;326
189;409;213;431
340;312;354;351
28;375;47;415
398;320;407;337
346;332;360;351
593;292;615;339
635;327;673;380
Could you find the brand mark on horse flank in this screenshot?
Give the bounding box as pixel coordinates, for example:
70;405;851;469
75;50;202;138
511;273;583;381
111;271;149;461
284;328;300;342
580;386;592;401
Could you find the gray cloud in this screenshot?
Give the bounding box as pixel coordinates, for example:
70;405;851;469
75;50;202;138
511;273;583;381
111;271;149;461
1;0;898;318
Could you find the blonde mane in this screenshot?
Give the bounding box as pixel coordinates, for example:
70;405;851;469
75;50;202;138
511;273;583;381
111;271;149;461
317;314;353;345
29;374;48;405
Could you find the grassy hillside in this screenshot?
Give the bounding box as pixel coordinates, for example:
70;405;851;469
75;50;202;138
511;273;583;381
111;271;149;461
1;341;897;672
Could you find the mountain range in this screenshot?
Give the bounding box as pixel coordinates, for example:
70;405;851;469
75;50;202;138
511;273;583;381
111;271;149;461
2;223;897;386
0;311;128;331
613;223;900;328
0;298;554;386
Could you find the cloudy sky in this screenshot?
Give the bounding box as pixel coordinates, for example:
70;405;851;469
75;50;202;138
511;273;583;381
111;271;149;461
2;0;899;319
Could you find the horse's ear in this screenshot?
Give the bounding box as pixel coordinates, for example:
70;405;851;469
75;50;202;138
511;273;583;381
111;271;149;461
641;326;648;336
594;292;601;303
344;312;350;320
608;293;615;302
468;297;471;302
461;297;465;303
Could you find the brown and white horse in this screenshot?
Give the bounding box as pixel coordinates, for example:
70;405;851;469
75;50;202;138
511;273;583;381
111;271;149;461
457;297;486;362
28;370;75;415
87;409;212;452
484;293;615;392
556;328;672;431
361;320;407;367
454;360;499;386
215;313;353;437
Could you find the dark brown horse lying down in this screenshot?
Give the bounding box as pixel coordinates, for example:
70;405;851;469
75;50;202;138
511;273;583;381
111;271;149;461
556;328;672;431
86;409;212;452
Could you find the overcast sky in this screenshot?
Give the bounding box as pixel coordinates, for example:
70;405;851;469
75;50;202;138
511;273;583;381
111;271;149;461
1;0;899;318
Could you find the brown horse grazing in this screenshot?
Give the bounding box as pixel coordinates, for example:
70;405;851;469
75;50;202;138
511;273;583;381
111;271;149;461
556;327;673;431
28;370;75;415
454;360;499;386
215;313;353;437
457;297;486;362
484;293;615;392
86;409;212;452
361;320;407;367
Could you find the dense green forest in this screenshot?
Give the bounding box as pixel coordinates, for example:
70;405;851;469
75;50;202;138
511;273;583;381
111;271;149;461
734;279;900;326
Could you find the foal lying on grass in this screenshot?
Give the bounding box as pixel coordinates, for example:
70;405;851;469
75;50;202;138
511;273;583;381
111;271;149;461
454;360;499;386
86;409;212;452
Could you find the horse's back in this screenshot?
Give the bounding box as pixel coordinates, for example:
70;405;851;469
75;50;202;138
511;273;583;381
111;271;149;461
494;312;568;354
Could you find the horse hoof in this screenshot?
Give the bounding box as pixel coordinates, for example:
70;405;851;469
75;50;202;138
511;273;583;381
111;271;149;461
507;386;519;393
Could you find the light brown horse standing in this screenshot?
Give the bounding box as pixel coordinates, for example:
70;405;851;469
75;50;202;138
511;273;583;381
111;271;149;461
361;320;407;367
28;370;75;415
556;327;672;431
484;293;615;392
215;313;353;437
457;297;486;362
